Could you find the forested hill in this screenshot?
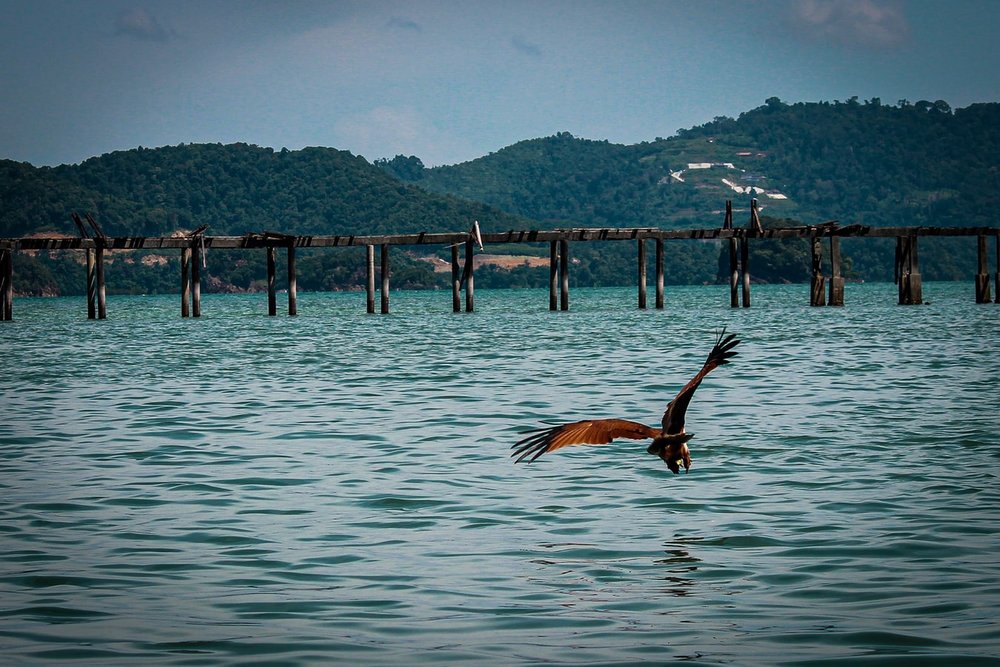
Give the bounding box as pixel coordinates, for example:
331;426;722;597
0;143;525;239
0;143;534;296
3;98;999;296
385;98;1000;232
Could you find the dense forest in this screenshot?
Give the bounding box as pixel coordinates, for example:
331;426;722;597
0;144;530;295
3;98;998;296
384;98;999;283
392;97;999;232
0;143;525;238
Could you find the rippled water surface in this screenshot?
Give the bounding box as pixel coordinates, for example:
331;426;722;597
2;283;999;665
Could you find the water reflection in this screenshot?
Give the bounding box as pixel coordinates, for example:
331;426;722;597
656;542;700;597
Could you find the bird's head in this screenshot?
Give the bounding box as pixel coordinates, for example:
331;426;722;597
660;436;693;474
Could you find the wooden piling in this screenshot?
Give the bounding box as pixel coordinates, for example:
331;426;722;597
810;236;825;306
828;236;844;306
1;249;12;321
559;239;569;311
655;238;665;309
729;238;739;308
181;247;191;318
464;237;475;312
995;233;1000;305
266;246;277;316
549;241;558;311
366;245;375;314
897;236;923;305
909;236;922;304
287;246;298;316
893;237;901;286
895;236;905;302
380;243;389;314
96;246;107;319
637;238;647;309
723;201;738;308
191;244;202;317
750;198;764;234
451;245;461;312
86;249;97;319
975;235;991;303
740;236;751;308
896;237;907;303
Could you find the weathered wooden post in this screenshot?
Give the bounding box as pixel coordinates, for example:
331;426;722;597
287;245;298;316
380;243;390;314
464;237;475;312
191;244;202;318
655;238;665;309
908;235;923;305
86;248;97;319
892;236;909;305
750;198;764;234
451;245;461;312
728;239;740;307
637;238;647;309
559;239;570;311
892;236;903;286
366;244;375;314
975;235;991;303
995;233;1000;304
909;236;922;304
266;246;277;316
0;248;12;321
810;235;826;306
828;235;845;306
740;234;751;308
181;247;191;318
898;235;923;305
96;245;107;319
549;241;558;311
725;202;739;308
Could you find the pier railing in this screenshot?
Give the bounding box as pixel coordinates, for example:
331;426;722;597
1;210;998;320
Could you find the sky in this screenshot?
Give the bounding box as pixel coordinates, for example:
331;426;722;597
1;0;998;168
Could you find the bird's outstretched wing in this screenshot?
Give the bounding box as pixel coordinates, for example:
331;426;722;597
661;328;740;435
511;418;660;463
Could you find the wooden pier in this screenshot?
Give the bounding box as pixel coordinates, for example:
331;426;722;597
1;206;998;320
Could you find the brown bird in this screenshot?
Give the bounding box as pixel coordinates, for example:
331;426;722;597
511;328;740;473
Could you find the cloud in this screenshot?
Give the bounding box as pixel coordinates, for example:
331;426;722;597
511;35;542;57
114;8;171;42
789;0;910;49
386;16;421;32
334;106;472;167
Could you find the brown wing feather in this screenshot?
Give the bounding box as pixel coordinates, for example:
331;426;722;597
511;418;659;463
661;329;740;434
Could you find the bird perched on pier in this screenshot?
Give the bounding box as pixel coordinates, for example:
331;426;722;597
511;328;740;473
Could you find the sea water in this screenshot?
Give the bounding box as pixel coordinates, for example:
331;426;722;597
1;283;998;665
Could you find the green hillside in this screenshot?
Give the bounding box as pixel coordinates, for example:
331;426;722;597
0;143;529;295
384;98;1000;282
402;98;998;231
1;143;523;238
3;98;998;296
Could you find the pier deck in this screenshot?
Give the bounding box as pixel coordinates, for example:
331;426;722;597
1;211;998;320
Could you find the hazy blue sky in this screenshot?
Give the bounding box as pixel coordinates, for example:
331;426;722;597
2;0;998;167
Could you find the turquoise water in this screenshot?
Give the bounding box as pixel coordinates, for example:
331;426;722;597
2;283;998;665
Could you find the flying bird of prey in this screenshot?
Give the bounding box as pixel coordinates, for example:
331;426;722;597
511;329;740;473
